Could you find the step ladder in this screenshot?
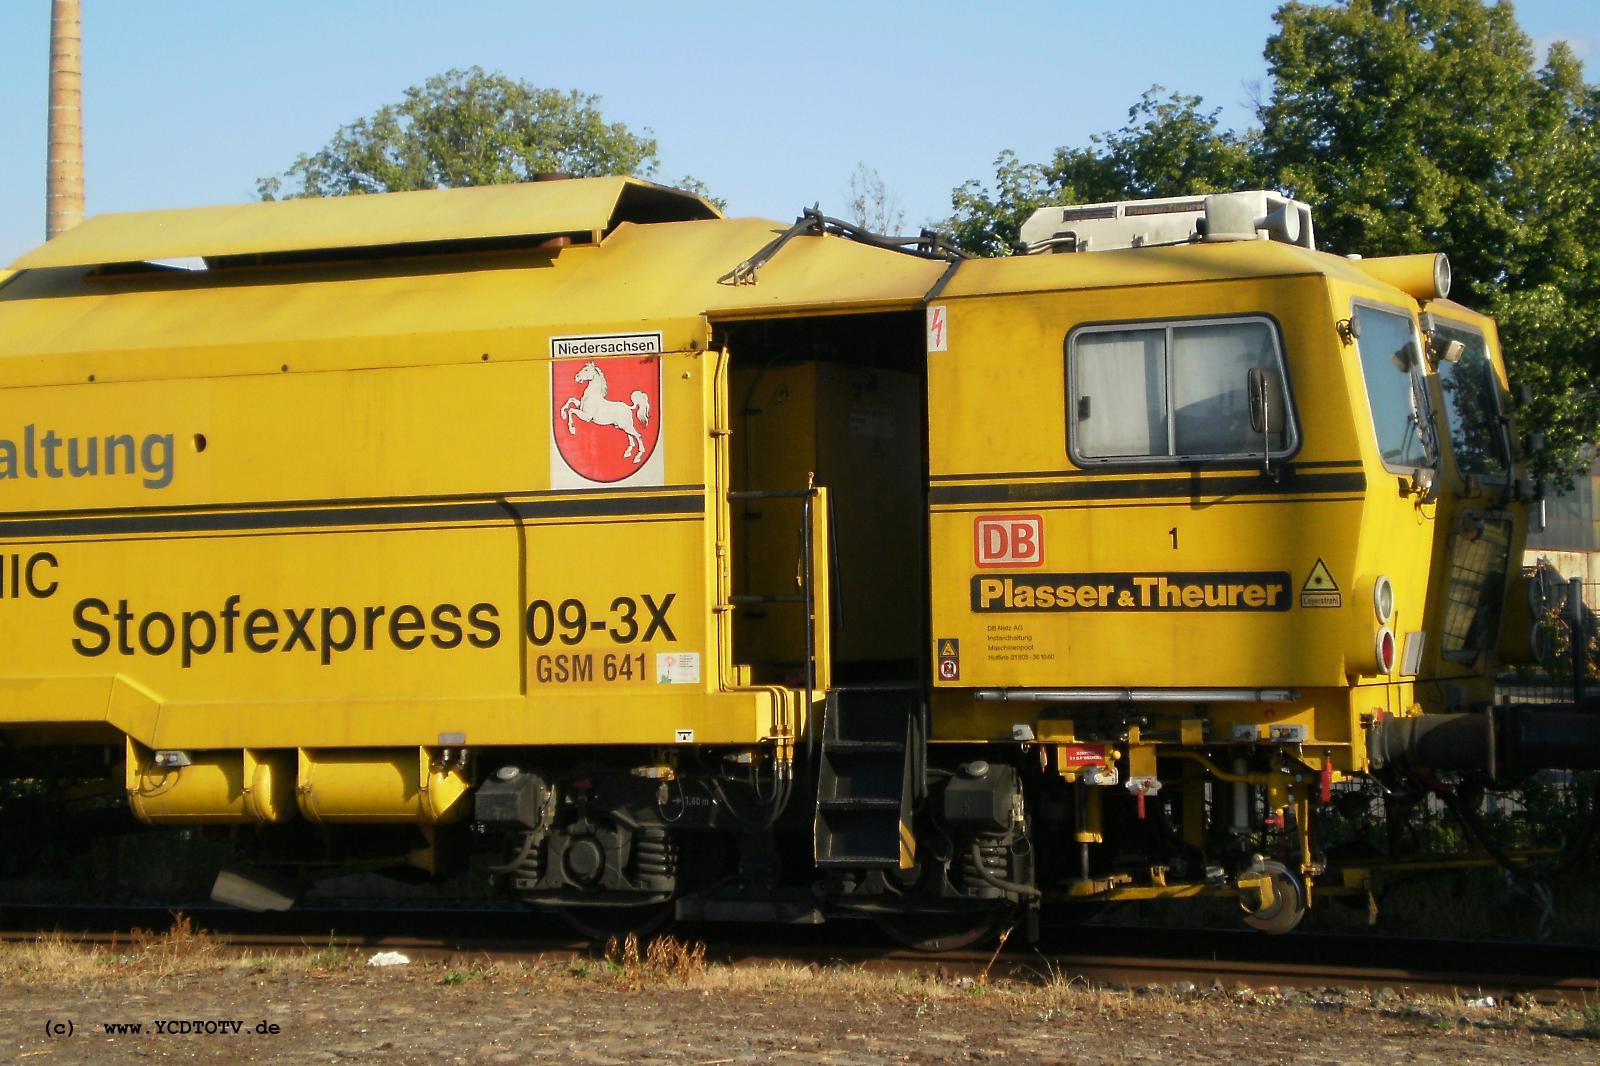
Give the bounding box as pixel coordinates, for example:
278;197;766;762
813;685;920;870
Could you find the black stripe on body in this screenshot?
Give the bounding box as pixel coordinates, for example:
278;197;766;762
0;489;705;538
928;460;1365;483
929;471;1366;506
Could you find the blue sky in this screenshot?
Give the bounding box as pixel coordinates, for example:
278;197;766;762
1;1;1595;265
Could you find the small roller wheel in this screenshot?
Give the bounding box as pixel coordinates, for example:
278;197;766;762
1240;860;1306;934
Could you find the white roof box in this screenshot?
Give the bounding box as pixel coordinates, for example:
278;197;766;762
1019;190;1315;254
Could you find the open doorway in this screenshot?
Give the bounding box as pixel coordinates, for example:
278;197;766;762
714;311;928;687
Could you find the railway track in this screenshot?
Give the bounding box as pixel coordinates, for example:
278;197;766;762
3;904;1596;1002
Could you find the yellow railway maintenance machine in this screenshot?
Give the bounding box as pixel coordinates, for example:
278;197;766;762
0;178;1593;945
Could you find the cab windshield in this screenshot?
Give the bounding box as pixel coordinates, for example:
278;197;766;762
1434;325;1510;480
1353;303;1437;472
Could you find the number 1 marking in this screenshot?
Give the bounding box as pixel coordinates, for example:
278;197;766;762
1169;527;1179;550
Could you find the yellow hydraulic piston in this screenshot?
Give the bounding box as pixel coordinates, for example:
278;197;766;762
126;740;296;825
295;747;471;825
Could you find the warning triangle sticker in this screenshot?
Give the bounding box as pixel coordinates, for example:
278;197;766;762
1299;559;1342;608
1302;558;1339;592
939;640;957;658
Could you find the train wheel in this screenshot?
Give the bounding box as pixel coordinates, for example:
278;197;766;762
557;900;675;943
1240;860;1306;934
872;906;1015;952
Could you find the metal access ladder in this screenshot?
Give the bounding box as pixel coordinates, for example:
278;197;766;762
813;685;919;870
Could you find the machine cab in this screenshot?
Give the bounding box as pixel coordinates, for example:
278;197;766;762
925;191;1530;732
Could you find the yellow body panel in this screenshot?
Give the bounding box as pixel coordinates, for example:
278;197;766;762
0;185;941;780
924;262;1448;765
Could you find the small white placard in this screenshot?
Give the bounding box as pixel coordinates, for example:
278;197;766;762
657;652;701;685
1400;630;1426;676
674;729;695;744
549;331;664;359
926;305;948;352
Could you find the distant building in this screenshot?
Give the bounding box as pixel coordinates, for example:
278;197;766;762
1525;454;1599;608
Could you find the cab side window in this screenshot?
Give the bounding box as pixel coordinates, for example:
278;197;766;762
1433;324;1509;479
1351;303;1434;472
1068;317;1294;464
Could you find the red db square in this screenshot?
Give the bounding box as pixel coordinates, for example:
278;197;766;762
974;514;1043;568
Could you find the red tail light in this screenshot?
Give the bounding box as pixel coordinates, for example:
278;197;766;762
1376;627;1396;674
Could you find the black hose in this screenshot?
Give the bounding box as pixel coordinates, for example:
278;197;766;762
967;841;1041;899
486;830;539;874
707;767;793;832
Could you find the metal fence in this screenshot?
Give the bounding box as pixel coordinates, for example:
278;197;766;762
1498;576;1598;707
1564;579;1600;704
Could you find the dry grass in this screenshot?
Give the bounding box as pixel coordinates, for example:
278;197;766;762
0;913;361;987
572;932;709;989
3;926;1598;1039
0;930;110;984
0;914;224;985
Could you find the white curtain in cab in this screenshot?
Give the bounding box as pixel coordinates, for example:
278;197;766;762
1076;329;1167;458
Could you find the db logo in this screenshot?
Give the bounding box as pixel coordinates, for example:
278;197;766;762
974;514;1043;569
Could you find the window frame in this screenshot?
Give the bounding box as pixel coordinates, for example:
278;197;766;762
1350;298;1439;478
1065;313;1300;468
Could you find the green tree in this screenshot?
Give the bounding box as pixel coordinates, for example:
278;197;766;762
945;89;1259;255
673;175;728;213
258;67;663;199
1051;87;1261;203
1260;0;1598;480
946;150;1056;258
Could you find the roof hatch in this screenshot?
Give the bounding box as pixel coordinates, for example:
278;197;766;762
8;176;720;272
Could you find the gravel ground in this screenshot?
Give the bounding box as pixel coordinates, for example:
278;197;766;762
3;947;1598;1064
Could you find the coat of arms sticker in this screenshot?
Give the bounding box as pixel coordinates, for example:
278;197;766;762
549;334;665;489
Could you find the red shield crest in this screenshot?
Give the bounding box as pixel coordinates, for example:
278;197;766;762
551;356;663;485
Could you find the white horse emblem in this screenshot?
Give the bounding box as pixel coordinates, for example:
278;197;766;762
559;361;653;463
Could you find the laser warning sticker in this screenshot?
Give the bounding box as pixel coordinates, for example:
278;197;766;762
971;572;1291;612
936;638;960;680
1299;558;1341;608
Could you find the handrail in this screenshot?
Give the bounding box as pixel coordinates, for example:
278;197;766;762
726;486;821;764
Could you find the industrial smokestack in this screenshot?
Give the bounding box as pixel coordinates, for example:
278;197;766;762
46;0;85;240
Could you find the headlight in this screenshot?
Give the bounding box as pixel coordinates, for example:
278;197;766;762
1373;575;1394;625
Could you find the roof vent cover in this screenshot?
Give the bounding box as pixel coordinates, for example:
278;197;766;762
1020;191;1315;254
